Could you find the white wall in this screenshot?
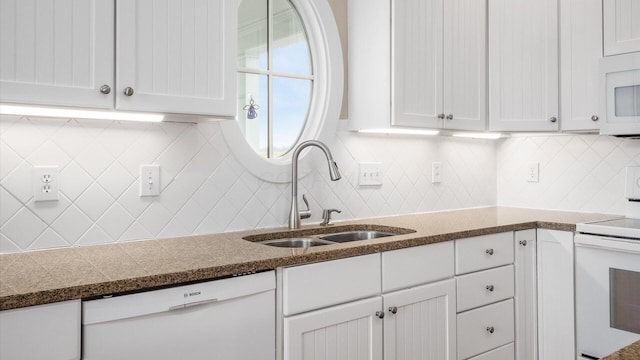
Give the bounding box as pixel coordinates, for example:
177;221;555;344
0;115;496;253
496;135;640;215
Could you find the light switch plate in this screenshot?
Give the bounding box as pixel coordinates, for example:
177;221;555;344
140;165;160;196
359;162;383;186
33;166;59;201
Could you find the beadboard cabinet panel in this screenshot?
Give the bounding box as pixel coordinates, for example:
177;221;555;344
0;0;114;108
391;0;444;128
560;0;602;131
604;0;640;56
116;0;236;116
489;0;559;132
443;0;486;131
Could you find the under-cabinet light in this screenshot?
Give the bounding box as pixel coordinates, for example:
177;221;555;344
452;132;503;140
0;104;164;122
358;128;440;136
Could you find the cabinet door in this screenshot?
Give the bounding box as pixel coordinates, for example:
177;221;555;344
537;229;574;360
383;279;456;360
488;0;559;132
0;0;114;108
0;300;81;360
116;0;236;116
443;0;487;131
284;297;383;360
392;0;444;128
603;0;640;56
514;230;537;360
560;0;602;131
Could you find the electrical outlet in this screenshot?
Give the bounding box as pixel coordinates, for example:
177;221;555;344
359;162;383;186
33;166;59;201
140;165;160;196
527;162;540;183
432;162;442;183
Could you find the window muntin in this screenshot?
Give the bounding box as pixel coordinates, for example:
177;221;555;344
237;0;313;159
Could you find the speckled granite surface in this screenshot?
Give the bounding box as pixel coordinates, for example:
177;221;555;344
602;340;640;360
0;207;617;311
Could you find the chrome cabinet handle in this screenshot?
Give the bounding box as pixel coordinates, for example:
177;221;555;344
486;326;495;334
519;240;527;246
486;248;494;255
100;85;111;94
376;311;385;319
591;115;599;122
437;113;445;119
388;306;398;314
446;114;453;120
549;117;557;123
486;285;494;292
123;87;135;96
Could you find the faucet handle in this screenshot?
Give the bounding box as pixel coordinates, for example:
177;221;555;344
320;209;342;226
299;194;311;219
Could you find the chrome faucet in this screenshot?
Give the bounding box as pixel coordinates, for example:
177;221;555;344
289;140;341;229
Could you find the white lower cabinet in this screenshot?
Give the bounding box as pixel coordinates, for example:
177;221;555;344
0;300;81;360
383;279;457;360
457;299;515;360
284;297;384;360
468;343;515;360
514;230;537;360
537;229;575;360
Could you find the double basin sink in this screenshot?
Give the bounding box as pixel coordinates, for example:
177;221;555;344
244;225;416;248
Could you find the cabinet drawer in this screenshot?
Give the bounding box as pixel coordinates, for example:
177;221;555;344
457;299;514;360
467;342;514;360
456;265;514;312
382;241;454;292
282;254;381;316
455;232;514;275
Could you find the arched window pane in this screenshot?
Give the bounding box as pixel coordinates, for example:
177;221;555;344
272;0;311;75
238;73;269;157
238;0;268;70
272;77;312;157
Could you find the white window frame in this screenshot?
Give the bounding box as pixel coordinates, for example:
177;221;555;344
220;0;343;183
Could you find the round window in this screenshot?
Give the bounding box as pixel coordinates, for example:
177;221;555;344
220;0;343;182
237;0;313;159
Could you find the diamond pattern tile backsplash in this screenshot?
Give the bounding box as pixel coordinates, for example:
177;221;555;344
496;135;640;216
0;115;497;253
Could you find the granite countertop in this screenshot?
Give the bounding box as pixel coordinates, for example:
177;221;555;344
0;206;617;311
602;340;640;360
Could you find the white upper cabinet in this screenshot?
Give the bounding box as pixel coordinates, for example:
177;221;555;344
349;0;486;132
0;0;114;109
560;0;603;131
116;0;236;116
603;0;640;56
0;0;236;117
393;0;486;131
489;0;559;132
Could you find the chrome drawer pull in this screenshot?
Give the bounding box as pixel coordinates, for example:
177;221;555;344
486;285;494;292
388;306;398;314
486;326;495;334
519;240;527;246
485;248;494;255
375;311;385;319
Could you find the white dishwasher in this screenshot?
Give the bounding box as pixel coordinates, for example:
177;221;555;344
83;271;275;360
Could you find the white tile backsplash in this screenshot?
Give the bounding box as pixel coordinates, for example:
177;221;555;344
496;135;640;215
0;115;497;252
3;113;639;254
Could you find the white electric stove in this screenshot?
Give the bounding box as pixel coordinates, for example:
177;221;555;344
575;168;640;359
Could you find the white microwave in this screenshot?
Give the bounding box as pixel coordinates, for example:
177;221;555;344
600;52;640;136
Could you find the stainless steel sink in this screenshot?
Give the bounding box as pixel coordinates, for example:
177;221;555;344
258;238;336;248
319;231;397;243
